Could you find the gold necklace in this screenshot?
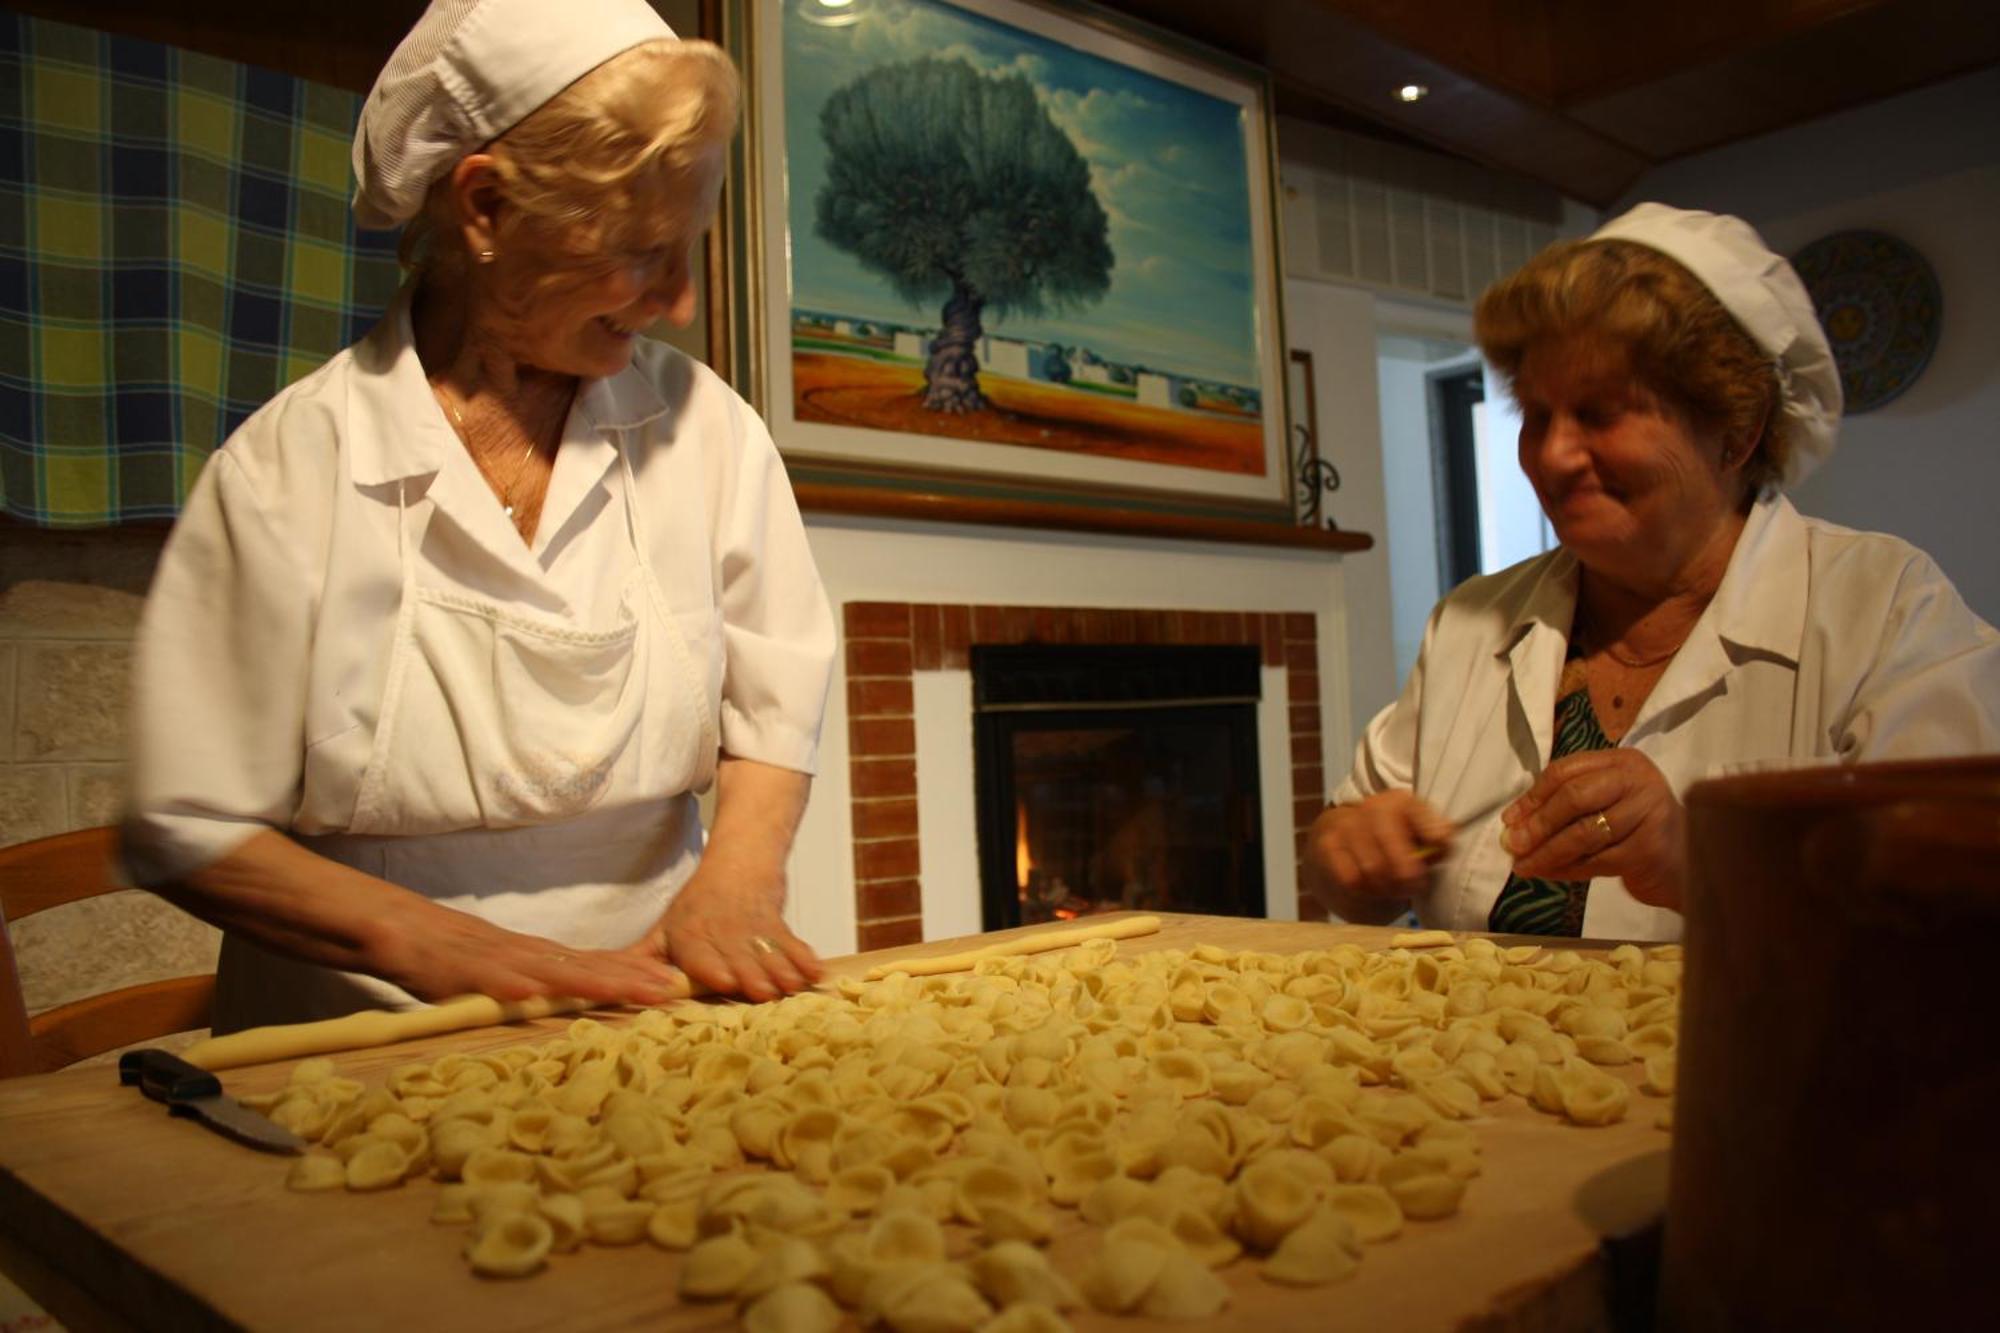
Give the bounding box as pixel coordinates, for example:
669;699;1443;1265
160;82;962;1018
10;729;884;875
435;385;539;522
1601;640;1681;670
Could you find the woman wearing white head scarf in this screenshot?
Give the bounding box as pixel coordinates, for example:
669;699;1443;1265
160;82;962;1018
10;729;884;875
1304;204;2000;940
122;0;836;1028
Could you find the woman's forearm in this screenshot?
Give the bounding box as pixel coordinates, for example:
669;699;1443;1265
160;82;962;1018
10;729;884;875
143;829;429;975
146;829;690;1006
703;755;812;872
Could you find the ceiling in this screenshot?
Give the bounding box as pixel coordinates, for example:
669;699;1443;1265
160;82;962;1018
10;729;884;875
1093;0;2000;205
32;0;1997;208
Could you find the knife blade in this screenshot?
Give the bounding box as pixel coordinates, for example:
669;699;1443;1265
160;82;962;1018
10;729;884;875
118;1048;306;1155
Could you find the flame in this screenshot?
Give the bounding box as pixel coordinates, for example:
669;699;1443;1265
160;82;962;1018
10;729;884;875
1015;800;1032;892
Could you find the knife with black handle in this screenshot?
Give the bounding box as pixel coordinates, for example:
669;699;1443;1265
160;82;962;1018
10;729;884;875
118;1048;306;1154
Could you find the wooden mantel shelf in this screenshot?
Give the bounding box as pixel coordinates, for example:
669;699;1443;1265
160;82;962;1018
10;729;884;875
794;482;1373;553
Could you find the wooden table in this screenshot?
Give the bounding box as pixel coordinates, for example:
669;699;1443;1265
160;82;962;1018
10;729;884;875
0;915;1670;1331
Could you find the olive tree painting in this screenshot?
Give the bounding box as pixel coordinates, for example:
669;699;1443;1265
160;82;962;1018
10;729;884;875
756;0;1290;511
815;58;1113;415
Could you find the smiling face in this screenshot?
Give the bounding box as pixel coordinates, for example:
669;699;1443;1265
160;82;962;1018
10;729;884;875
491;143;725;381
1513;336;1744;587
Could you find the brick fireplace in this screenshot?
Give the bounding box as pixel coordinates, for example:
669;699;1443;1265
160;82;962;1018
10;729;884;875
841;602;1328;951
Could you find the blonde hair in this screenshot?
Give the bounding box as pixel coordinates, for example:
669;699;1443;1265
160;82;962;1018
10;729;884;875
1475;238;1789;498
403;39;740;317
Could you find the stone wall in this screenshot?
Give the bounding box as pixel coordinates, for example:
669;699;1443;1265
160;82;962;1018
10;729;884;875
0;524;220;1019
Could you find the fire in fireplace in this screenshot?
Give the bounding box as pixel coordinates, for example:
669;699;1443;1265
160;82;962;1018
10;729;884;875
972;644;1265;931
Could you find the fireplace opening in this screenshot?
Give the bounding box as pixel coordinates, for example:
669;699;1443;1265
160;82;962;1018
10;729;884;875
972;644;1265;931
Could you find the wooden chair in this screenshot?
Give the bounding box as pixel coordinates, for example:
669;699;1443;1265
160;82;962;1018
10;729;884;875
0;827;214;1078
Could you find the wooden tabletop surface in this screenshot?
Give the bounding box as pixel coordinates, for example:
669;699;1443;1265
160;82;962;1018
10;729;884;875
0;914;1671;1332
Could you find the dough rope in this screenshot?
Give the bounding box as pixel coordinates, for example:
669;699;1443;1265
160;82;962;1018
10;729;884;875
183;994;603;1071
189;918;1154;1070
863;914;1165;981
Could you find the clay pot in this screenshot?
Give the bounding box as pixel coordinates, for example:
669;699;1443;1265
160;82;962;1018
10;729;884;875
1661;757;2000;1329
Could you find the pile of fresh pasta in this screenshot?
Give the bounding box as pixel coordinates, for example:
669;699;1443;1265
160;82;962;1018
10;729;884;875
256;933;1681;1331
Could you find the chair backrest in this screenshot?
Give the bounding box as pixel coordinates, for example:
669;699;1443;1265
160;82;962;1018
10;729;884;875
0;827;215;1078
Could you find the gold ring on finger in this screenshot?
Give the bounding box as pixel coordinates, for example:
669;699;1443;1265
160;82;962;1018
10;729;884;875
1590;812;1613;843
749;936;778;956
546;951;574;962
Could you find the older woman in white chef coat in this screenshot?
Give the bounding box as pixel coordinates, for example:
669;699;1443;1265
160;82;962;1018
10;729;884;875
120;0;836;1030
1305;204;2000;941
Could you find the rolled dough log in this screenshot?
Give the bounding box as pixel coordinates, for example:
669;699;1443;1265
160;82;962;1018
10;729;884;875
182;994;602;1072
863;915;1163;981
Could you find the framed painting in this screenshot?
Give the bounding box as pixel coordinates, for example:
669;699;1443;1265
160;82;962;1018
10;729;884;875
743;0;1292;519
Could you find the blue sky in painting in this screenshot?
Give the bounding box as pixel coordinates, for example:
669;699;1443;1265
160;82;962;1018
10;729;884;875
781;0;1260;384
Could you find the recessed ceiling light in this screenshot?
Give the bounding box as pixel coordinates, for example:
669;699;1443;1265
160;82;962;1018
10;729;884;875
1396;83;1429;104
799;0;863;26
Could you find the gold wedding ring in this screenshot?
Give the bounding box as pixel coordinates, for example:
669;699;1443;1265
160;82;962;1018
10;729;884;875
1590;812;1614;842
545;951;574;963
749;936;779;956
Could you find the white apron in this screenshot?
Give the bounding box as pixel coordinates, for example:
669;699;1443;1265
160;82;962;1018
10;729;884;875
212;443;718;1032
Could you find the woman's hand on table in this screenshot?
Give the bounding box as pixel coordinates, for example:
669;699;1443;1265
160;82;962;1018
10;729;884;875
1502;750;1687;910
1302;790;1456;922
631;844;822;1003
369;900;689;1006
628;755;822;1003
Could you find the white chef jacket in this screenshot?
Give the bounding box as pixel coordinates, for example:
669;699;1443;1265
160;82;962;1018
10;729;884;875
122;287;836;1004
1333;493;2000;940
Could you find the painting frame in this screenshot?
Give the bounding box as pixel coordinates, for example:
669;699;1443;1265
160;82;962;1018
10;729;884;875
738;0;1295;522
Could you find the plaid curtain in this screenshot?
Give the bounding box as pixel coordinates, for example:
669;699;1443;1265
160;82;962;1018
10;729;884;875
0;9;401;526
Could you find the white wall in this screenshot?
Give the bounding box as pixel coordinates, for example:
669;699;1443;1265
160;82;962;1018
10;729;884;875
1374;354;1439;682
1286;278;1396;740
1618;67;2000;623
784;516;1360;958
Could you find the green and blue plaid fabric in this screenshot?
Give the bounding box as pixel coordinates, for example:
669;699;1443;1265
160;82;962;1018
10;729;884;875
0;9;401;526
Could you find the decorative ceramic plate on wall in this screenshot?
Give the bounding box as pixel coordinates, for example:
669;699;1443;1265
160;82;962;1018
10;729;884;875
1791;230;1942;414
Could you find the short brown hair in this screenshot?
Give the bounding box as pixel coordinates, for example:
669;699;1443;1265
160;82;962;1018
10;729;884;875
1475;238;1789;498
402;39;740;309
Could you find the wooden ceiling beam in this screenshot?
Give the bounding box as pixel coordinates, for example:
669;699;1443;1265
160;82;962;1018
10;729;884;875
1547;0;1894;106
1560;0;2000;160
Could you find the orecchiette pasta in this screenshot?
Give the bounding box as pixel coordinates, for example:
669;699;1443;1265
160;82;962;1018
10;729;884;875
268;927;1678;1326
284;1153;346;1193
677;1232;758;1300
1263;1205;1361;1285
742;1282;841;1333
464;1212;553;1278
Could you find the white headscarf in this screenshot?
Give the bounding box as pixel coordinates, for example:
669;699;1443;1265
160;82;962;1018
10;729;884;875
350;0;677;230
1591;203;1842;488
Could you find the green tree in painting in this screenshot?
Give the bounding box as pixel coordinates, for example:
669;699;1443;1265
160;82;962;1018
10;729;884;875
815;57;1114;413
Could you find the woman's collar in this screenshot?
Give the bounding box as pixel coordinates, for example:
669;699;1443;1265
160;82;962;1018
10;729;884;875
1495;494;1808;667
345;285;676;487
575;352;672;433
1703;493;1810;666
345;283;456;487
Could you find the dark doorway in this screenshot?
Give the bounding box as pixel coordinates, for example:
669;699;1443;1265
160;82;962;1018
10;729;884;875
1430;364;1486;590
